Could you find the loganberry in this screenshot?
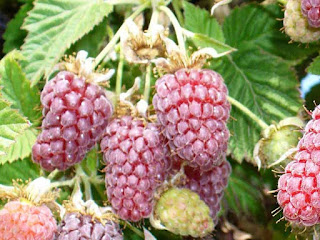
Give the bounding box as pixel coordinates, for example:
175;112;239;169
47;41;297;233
32;71;113;171
153;68;230;171
277;105;320;226
57;213;123;240
101;116;170;222
301;0;320;28
154;188;214;238
284;0;320;42
182;160;231;222
0;201;57;240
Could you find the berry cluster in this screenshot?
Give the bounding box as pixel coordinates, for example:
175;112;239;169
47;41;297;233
28;66;232;238
277;105;320;226
100;68;231;230
32;71;113;171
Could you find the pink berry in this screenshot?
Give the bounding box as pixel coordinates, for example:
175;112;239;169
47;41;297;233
277;105;320;226
57;213;123;240
301;0;320;28
101;116;170;222
0;201;57;240
153;68;230;171
32;71;113;171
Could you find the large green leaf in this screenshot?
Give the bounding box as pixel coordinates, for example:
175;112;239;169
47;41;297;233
223;4;318;64
0;99;30;157
204;4;303;163
3;2;33;54
183;2;235;53
0;53;41;124
21;0;113;84
213;46;301;162
0;157;40;185
184;1;224;42
0;129;37;164
67;18;109;57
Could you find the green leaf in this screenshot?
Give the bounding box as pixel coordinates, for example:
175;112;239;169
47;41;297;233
0;157;40;185
213;46;301;163
183;2;235;53
67;18;109;57
0;53;41;124
0;99;31;157
0;129;37;164
307;55;320;75
21;0;113;84
223;4;318;64
184;1;224;42
3;3;33;54
209;4;304;163
191;32;236;54
224;163;265;219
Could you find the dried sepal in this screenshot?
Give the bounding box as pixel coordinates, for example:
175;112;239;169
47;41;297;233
63;182;118;225
153;37;233;74
58;50;115;86
254;117;304;169
121;19;168;64
0;177;59;206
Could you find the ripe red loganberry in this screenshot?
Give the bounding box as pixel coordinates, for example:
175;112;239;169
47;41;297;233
153;68;230;171
32;71;113;171
57;213;123;240
0;201;57;240
301;0;320;28
277;105;320;226
101;116;170;222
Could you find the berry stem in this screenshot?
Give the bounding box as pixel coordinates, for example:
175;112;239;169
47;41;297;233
172;0;184;25
75;165;93;201
116;46;124;97
50;177;77;189
143;64;152;103
227;96;269;130
47;169;60;180
121;220;144;238
94;1;150;67
159;5;186;53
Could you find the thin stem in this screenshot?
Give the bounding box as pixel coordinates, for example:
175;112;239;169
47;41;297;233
75;164;92;201
143;64;152;102
116;47;124;96
227;96;269;130
47;169;60;180
159;5;185;53
105;0;141;5
95;2;150;67
121;220;144;238
50;177;77;189
172;0;184;25
82;177;92;201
